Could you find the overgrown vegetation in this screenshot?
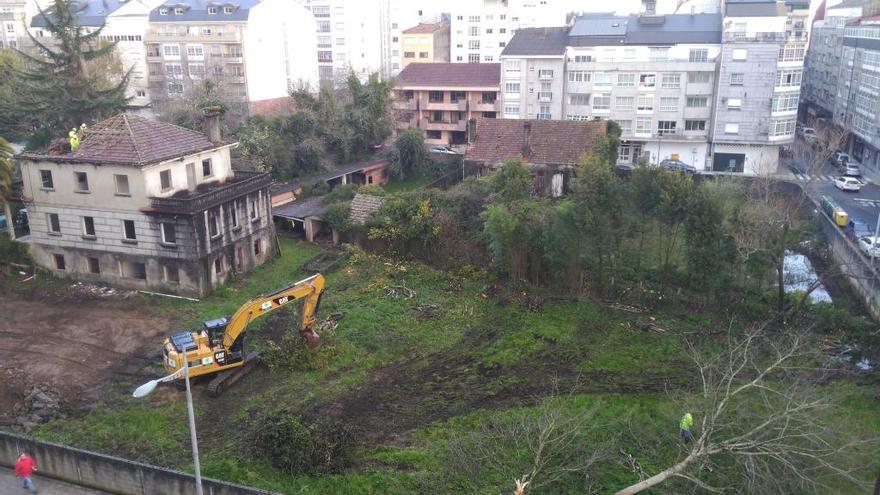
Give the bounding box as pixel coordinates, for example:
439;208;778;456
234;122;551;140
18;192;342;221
249;410;356;476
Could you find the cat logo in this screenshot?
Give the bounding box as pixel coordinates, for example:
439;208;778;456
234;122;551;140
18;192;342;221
276;296;289;305
214;350;227;365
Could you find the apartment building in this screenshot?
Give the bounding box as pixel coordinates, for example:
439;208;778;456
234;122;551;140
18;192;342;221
15;113;275;297
449;0;568;64
380;0;443;76
401;21;450;69
501;14;722;170
393;63;501;146
1;0;42;51
145;0;318;120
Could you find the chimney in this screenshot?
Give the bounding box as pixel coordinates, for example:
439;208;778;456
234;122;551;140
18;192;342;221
522;121;532;158
467;118;477;144
642;0;656;15
203;107;222;142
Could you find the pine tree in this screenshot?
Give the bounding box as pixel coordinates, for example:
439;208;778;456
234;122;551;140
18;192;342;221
19;0;129;134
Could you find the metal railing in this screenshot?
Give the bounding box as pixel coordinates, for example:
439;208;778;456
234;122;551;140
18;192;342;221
150;171;269;214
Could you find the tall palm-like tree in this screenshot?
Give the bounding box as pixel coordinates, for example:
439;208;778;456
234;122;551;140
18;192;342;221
0;137;14;237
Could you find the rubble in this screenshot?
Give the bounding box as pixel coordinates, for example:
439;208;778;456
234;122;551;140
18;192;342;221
13;386;63;429
69;281;136;299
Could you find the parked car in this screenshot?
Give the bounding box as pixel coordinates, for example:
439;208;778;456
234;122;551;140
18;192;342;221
659;159;697;174
798;127;817;142
430;146;458;154
788;160;807;174
832;151;850;166
847;219;874;241
859;236;880;257
834;176;863;192
841;160;862;177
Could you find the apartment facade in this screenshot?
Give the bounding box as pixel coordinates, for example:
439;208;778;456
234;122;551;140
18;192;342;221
393;63;501;146
380;0;443;76
146;0;318;120
449;0;568;64
1;0;41;51
15;114;275;297
401;21;450;69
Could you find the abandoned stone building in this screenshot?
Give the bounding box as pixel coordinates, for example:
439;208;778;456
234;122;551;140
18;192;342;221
15;113;275;297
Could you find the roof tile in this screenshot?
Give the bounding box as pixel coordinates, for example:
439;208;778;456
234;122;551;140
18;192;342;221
396;63;500;88
465;118;607;166
402;21;449;34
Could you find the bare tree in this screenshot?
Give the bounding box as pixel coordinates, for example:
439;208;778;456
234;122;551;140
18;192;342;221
615;325;877;495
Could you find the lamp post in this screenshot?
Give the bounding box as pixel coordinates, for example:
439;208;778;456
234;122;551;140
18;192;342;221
133;355;203;495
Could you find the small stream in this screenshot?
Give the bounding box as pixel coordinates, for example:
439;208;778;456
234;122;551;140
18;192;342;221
783;251;831;303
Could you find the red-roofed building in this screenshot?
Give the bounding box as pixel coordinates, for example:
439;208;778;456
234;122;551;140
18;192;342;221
401;21;450;69
465;118;607;196
393;63;502;146
15;113;275;297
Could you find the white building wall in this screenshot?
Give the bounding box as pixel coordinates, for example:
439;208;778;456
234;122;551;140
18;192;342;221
243;0;319;99
103;0;166;108
142;147;234;198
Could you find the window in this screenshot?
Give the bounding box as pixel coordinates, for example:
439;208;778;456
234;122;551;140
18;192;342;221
47;213;60;233
202;159;212;177
168;82;183;94
469;26;478;36
136;89;146;97
771;119;796;136
468;40;480;50
569;93;590;106
660;73;680;89
123;220;136;240
616;96;634;110
778;44;805;62
568;71;589;83
159;7;168;15
538;69;553;79
214;257;223;274
468;53;480;63
772;94;798;112
317;20;330;32
249;194;258;219
727;98;742;110
419;52;429;58
777;69;802;87
164;265;179;283
174;7;183;14
186;44;203;58
659;97;678;111
223;6;233;13
688;49;708;62
688;72;711;84
573;55;592;63
618;144;632;162
208;6;217;14
635;117;652;134
74;171;89;192
230;201;239;228
624;49;635;61
53;254;65;270
730;73;744;85
403;51;415;58
318;51;332;63
40;170;53;189
188;63;204;78
537;105;552;120
428;91;443;102
468;15;480;22
82;216;96;237
165;63;182;78
254;239;262;255
657;121;677;135
426;130;442;139
639;73;655;88
593;94;611;111
649;47;669;61
616;120;632;134
567;115;590;121
685;120;706;131
504;60;521;76
504;82;520;94
163;44;180;57
687;96;708;108
161;223;176;244
637;95;654;111
160;169;172;191
209;211;220;238
120;261;146;280
732;48;747;61
724;123;739;134
87;257;100;274
504;104;520;115
617;73;635;87
594;72;612;86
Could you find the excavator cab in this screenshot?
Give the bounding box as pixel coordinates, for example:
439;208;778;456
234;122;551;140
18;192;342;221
203;317;229;348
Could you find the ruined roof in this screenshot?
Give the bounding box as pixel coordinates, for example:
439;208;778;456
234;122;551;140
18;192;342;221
402;21;449;34
304;159;390;186
349;193;386;224
272;195;327;220
395;63;501;88
466;118;607;167
17;114;224;167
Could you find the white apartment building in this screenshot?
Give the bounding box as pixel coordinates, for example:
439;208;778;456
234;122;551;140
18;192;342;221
1;0;46;51
380;0;444;76
449;0;569;64
145;0;318;118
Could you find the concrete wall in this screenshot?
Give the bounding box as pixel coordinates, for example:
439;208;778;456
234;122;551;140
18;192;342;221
0;431;279;495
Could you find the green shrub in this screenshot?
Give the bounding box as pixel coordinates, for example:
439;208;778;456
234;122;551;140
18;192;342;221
0;235;30;265
249;410;357;475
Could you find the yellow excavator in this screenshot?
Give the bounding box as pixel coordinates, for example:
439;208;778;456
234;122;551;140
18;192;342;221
161;273;326;397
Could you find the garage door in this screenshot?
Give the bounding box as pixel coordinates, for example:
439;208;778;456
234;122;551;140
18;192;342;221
713;153;745;173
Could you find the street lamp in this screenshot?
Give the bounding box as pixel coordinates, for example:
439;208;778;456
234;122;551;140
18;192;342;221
133;354;203;495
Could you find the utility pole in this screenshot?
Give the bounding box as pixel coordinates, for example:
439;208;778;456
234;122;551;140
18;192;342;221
183;355;204;495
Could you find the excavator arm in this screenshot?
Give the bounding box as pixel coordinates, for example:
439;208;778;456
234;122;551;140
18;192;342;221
221;273;326;349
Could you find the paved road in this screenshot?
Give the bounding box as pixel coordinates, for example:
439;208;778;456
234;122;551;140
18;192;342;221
783;157;880;230
0;467;111;495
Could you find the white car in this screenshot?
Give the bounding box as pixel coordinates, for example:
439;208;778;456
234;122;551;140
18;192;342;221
834;176;862;192
798;127;817;142
859;236;880;257
430;146;459;154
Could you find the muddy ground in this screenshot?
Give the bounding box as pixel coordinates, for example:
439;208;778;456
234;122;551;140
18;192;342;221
0;298;170;422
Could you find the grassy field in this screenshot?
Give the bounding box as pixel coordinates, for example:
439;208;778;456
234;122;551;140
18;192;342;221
17;237;880;494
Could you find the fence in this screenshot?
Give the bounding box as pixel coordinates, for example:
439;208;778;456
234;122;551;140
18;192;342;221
0;432;279;495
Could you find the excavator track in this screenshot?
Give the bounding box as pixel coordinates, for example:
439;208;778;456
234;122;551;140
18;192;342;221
206;351;260;398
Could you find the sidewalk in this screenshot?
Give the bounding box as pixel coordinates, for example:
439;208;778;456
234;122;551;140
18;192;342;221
0;467;110;495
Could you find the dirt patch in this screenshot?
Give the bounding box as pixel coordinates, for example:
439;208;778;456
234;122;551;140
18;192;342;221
0;298;171;423
312;329;690;445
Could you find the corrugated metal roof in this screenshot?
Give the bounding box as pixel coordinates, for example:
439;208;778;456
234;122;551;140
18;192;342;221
570;15;628;37
624;13;722;45
725;0;786;17
500;26;568;56
148;0;257;22
272;196;327;220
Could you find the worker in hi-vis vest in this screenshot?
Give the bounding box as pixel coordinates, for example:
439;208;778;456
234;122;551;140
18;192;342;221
680;413;694;443
69;128;80;151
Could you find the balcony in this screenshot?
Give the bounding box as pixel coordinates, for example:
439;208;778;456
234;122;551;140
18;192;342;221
472;100;500;112
425;100;468;111
421;119;467;132
538;72;553;80
145;31;242;43
148;170;270;215
538;92;552;102
723;31;786;43
393;99;418;111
